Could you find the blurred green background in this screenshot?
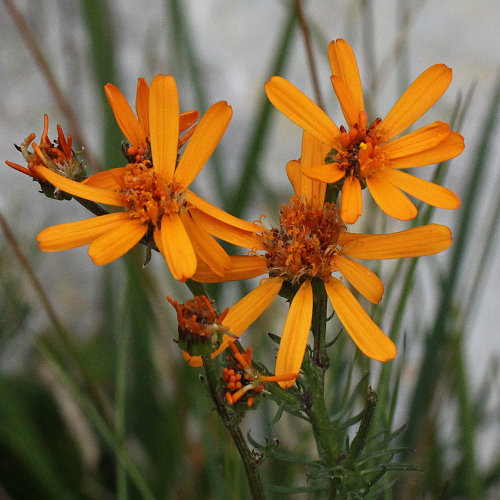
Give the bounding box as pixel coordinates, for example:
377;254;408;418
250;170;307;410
1;0;499;498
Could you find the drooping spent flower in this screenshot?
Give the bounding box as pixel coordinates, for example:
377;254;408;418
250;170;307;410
34;74;260;280
265;39;464;223
167;295;229;357
186;132;453;387
6;114;85;198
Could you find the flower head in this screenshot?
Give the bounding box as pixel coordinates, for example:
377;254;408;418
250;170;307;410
167;295;229;357
6;114;85;196
35;75;260;280
187;133;453;386
265;39;464;223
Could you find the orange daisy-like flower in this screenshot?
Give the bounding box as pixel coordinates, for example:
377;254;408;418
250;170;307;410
35;75;259;281
265;39;464;223
186;132;453;387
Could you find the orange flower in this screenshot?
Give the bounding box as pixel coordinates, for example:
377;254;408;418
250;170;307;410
35;75;260;281
265;39;464;223
6;114;84;184
186;133;453;387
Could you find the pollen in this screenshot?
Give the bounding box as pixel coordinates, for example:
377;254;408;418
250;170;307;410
260;196;345;283
121;163;186;227
333;117;388;180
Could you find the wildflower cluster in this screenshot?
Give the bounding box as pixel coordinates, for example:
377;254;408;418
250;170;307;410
5;38;464;497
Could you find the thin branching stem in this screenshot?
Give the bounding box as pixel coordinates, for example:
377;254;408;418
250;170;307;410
201;355;266;500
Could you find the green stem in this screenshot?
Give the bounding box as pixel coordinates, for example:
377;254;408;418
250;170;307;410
311;280;329;370
302;282;339;496
343;388;378;468
185;279;209;298
74;196;109;216
201;355;266;500
302;356;339;465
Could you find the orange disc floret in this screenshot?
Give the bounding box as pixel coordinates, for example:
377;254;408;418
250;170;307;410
261;196;344;282
168;295;229;356
6;114;84;183
120;163;186;226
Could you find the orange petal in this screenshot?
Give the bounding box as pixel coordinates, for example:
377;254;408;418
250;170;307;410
149;74;179;182
37;212;130;251
88;218;147;265
179;110;199;132
381;64;452;139
265;76;341;147
174;101;232;188
383;121;451;159
188;207;261;250
340;175;363;224
192;255;267;283
388;131;464;169
5;161;34;177
275;280;313;388
325;278;396;362
337;230;368;247
328;39;364;120
341;224;453;259
223;277;284;336
366;173;417;220
300;131;329;207
185;277;283;367
33;165;124;206
333;255;384;304
155;213;197;281
135;78;150;138
303;162;345;184
104;83;146;146
286;160;302;197
331;75;361;129
383;168;460;209
181;210;230;276
82;168;125;189
185;190;262;233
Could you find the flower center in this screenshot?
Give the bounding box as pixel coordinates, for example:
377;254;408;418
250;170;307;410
260;197;344;283
168;295;228;340
121;163;186;227
332;118;387;180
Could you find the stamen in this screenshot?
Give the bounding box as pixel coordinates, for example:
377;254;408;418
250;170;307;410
328;117;388;179
121;163;186;227
260;196;344;282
